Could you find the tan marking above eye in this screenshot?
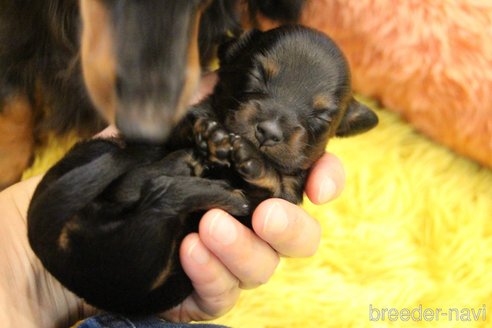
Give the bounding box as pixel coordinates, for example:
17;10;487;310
313;94;335;111
258;55;280;79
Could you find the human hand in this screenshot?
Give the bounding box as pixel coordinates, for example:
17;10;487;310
0;176;96;328
163;152;345;322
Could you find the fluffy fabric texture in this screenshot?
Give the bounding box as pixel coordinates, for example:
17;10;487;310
291;0;492;168
29;99;492;327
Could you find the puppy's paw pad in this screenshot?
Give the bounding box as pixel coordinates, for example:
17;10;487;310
194;118;232;166
194;118;217;137
194;119;218;150
232;137;258;163
238;159;262;179
209;129;232;161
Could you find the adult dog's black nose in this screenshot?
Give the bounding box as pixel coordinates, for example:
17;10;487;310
256;120;283;146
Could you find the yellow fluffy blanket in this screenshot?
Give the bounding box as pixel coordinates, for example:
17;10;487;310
25;99;492;327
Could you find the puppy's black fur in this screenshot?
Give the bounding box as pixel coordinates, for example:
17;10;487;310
28;26;378;315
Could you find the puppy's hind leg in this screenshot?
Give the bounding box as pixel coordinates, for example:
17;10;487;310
28;138;138;257
156;149;208;177
145;176;251;218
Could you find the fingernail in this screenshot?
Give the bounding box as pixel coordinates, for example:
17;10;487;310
209;212;237;245
318;175;337;203
263;202;288;235
188;240;210;265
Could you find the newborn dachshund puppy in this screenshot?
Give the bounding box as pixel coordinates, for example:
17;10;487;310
28;26;378;315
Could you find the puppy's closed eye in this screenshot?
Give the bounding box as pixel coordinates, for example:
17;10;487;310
313;108;338;124
311;94;338;122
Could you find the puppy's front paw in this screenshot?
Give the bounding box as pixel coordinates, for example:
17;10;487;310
194;118;232;166
231;135;264;180
225;189;251;217
205;179;251;217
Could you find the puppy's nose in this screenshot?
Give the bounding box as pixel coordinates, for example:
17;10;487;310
256;120;283;146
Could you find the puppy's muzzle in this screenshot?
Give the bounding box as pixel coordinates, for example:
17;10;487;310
256;120;284;146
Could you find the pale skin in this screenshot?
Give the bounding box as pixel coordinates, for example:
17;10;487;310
0;73;345;327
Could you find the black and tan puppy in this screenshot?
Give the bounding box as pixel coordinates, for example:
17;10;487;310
28;26;377;315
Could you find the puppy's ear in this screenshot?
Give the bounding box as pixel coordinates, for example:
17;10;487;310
336;98;378;137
